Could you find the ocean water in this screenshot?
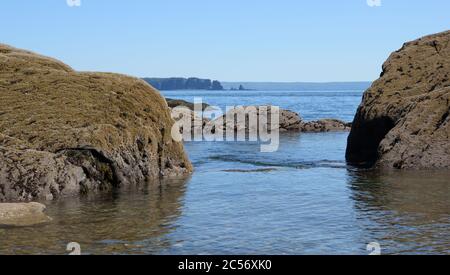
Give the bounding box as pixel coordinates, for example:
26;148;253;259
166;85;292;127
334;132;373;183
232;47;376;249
163;90;361;122
1;90;449;255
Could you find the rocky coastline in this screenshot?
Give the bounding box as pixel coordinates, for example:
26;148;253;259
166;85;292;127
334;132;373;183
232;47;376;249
1;31;449;227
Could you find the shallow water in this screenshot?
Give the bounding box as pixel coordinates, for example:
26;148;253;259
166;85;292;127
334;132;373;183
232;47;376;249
1;90;449;255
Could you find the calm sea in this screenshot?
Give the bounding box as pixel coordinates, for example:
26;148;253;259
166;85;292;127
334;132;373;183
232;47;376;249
1;90;449;255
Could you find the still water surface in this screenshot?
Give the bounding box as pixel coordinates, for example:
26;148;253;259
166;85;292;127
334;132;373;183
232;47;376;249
0;90;449;255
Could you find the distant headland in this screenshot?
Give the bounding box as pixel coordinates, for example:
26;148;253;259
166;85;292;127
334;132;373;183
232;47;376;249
143;77;224;91
143;78;372;91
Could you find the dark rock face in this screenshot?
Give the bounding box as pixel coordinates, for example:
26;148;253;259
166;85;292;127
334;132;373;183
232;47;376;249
144;77;224;90
346;31;450;169
0;44;192;202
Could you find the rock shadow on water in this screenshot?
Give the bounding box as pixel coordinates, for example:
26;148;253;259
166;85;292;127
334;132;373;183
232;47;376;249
347;169;450;255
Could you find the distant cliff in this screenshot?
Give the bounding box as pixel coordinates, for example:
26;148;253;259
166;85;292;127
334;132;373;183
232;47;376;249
143;77;224;90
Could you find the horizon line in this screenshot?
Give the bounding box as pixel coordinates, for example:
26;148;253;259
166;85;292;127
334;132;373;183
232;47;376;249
141;77;373;84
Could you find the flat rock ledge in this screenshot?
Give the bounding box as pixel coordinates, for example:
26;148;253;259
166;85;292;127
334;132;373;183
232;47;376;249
0;202;52;227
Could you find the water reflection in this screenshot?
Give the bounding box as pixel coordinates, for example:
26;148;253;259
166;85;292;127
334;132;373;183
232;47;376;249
0;177;190;255
348;169;450;254
2;131;450;255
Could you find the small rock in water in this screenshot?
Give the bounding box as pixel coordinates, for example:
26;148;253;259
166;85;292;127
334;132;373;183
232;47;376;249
0;202;52;227
300;119;352;132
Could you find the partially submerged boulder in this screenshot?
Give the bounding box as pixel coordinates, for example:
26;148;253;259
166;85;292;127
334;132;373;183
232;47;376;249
346;31;450;169
0;202;51;227
206;106;302;133
210;106;349;133
0;44;192;202
300;119;351;132
279;109;304;131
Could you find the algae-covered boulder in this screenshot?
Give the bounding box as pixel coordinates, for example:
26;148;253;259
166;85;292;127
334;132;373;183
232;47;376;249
0;44;192;202
346;31;450;169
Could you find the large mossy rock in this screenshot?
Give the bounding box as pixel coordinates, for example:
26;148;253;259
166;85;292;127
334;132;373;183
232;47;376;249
346;31;450;169
0;44;192;202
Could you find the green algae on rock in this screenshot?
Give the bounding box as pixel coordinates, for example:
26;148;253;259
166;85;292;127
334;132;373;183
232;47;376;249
0;44;192;202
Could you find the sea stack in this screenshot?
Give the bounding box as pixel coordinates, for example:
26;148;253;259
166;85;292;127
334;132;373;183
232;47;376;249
346;31;450;169
0;44;192;202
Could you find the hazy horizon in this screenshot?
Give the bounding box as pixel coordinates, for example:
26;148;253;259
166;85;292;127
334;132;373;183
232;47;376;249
145;78;373;84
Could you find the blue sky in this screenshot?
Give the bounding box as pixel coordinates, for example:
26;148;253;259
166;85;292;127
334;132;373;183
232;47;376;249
1;0;449;82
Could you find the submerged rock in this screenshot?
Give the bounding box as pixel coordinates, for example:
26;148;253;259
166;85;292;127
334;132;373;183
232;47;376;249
346;31;450;169
0;202;51;227
0;44;192;202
